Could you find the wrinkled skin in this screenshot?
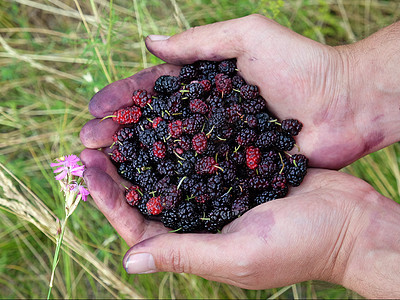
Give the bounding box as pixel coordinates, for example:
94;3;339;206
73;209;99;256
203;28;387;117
80;15;400;298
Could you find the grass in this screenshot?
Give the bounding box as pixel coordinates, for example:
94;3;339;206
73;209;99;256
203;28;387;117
0;0;399;298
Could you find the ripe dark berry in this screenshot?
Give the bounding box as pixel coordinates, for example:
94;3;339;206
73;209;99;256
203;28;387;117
232;75;245;89
138;128;157;148
217;59;236;75
215;73;233;95
192;132;208;154
197;60;217;75
189;98;209;114
179;64;197;83
203;206;238;233
274;132;295;151
112;127;136;144
168;120;183;138
182;115;204;134
254;190;279;205
226;104;243;123
132;89;152;108
240;84;259;99
161;185;181;209
236;128;257;146
199;79;211;92
154;75;180;94
281;119;303;136
153;141;166;159
110;148;126;163
256;131;277;149
118;162;137;182
186;82;205;100
246;146;261;169
118;140;137;160
195;156;218;174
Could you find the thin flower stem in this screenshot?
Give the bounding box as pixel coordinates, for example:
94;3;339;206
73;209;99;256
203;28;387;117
47;216;69;300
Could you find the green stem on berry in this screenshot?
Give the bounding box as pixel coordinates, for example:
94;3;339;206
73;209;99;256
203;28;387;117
100;115;116;122
278;152;285;174
173;150;185;161
177;176;187;190
165;110;171;116
172;112;182;116
179;89;189;93
216;136;227;141
284;151;292;157
147;103;153;110
169;228;182;233
224;187;233;195
293;160;298;168
200;217;211;221
294;144;301;152
136;188;143;196
214;165;224;172
147;118;153;123
234;145;241;153
206;125;215;137
233;88;240;93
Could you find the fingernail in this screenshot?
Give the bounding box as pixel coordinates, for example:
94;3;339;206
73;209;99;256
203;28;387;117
125;253;156;274
148;35;170;41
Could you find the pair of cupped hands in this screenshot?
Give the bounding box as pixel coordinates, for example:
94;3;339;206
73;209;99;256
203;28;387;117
80;15;400;297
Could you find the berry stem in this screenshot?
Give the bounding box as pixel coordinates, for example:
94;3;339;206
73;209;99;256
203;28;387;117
177;176;187;190
278;152;285;174
100;115;116;122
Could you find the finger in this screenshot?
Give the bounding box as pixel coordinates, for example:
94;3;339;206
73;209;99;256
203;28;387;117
81;149;168;246
123;233;244;280
80;118;119;149
89;64;181;118
80;148;126;188
145;14;273;65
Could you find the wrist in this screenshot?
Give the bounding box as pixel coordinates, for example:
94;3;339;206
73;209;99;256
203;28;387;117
344;22;400;155
336;191;400;298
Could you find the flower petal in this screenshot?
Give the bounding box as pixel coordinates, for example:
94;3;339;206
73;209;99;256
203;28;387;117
55;170;67;181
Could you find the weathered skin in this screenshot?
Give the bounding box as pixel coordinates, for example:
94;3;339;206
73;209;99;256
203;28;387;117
80;15;400;298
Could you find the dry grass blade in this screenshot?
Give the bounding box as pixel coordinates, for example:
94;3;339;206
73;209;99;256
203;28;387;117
0;162;143;299
0;35;82;82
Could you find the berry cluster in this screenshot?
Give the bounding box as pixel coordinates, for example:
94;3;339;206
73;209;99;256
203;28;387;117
108;59;308;233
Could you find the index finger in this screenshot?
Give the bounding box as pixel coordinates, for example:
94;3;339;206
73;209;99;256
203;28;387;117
89;64;181;118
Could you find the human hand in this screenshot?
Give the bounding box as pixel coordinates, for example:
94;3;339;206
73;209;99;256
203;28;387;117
80;151;400;298
144;15;400;169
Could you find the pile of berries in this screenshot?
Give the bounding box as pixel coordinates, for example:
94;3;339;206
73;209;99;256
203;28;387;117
107;59;308;233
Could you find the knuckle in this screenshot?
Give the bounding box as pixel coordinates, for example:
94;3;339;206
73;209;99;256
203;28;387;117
163;248;188;273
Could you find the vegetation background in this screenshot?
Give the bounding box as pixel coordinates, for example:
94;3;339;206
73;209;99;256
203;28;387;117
0;0;399;298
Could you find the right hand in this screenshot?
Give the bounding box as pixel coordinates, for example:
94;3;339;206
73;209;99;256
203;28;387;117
145;14;395;169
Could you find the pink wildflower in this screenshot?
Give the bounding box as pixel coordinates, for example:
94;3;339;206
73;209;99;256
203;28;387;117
51;155;84;180
69;182;90;202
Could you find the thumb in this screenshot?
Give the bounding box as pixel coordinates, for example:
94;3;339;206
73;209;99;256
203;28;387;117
123;232;242;280
145;14;268;65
